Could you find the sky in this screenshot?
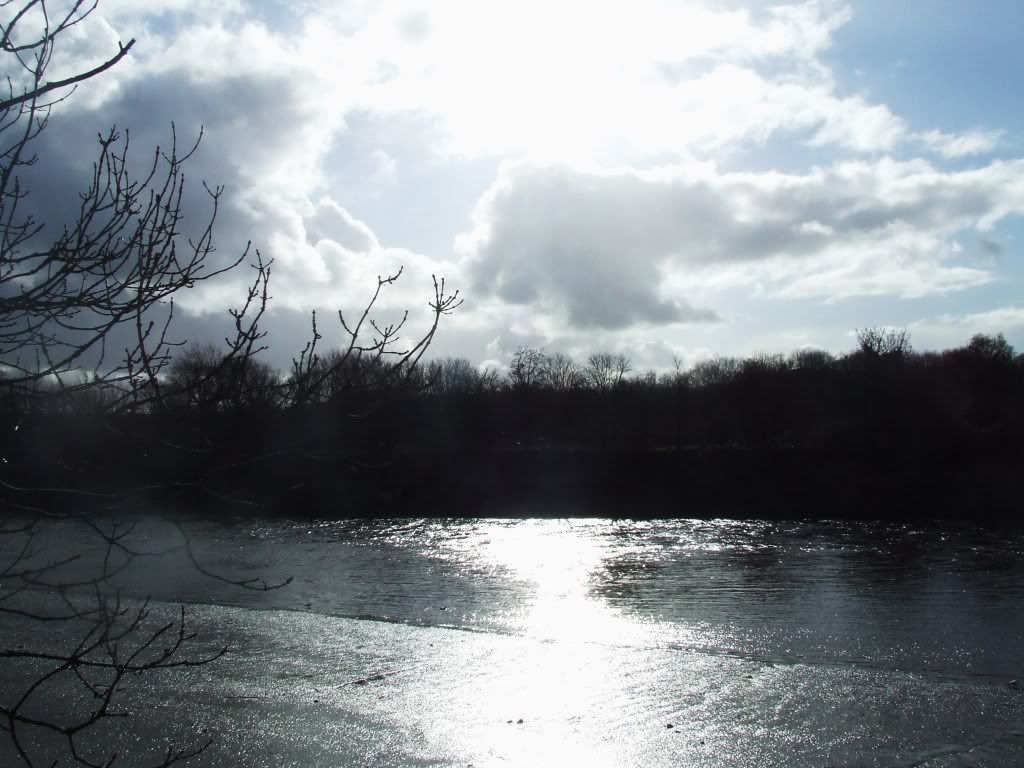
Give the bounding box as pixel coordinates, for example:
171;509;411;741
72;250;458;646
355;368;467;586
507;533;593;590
10;0;1024;372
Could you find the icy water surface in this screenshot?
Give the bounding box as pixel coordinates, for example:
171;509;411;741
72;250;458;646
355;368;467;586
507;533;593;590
4;517;1024;766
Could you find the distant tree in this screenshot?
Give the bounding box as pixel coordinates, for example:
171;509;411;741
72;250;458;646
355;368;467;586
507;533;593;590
688;356;740;388
741;352;787;374
542;352;585;390
585;352;631;391
164;342;224;412
965;333;1014;363
661;354;687;386
165;342;281;414
285;271;460;409
476;365;501;392
789;348;835;370
315;349;394;398
942;333;1020;429
855;327;912;359
508;346;547;390
425;356;488;395
733;353;791;447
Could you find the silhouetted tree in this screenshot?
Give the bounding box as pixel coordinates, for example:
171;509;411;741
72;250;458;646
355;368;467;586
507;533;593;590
855;327;912;360
508;346;547;390
0;4;254;764
0;4;457;766
965;332;1014;363
424;356;496;395
789;348;835;371
165;342;281;414
688;356;740;388
585;352;631;391
542;352;585;391
288;272;460;407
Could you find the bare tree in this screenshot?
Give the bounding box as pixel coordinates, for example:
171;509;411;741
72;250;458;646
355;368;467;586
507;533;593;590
0;0;287;418
0;5;282;765
424;356;491;395
585;352;631;391
508;346;546;390
0;3;458;766
789;347;835;371
542;352;584;391
288;271;461;406
688;356;740;388
0;515;291;768
164;342;282;414
855;327;912;360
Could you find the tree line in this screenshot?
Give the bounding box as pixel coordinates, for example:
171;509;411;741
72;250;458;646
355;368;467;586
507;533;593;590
9;327;1020;458
402;328;1023;456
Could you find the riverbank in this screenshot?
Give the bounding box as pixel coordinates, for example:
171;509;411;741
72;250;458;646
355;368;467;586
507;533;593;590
4;410;1020;522
259;448;1021;521
88;444;1013;522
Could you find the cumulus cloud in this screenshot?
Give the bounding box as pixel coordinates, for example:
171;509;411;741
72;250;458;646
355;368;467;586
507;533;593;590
5;0;1021;369
55;0;961;165
458;157;1024;324
910;306;1024;351
14;67;450;368
457;165;723;329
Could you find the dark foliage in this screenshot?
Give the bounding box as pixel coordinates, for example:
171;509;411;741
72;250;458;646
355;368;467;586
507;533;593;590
5;331;1023;524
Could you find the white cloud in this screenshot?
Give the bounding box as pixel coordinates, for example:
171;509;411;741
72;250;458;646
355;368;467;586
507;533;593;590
942;306;1024;330
52;0;958;164
305;199;379;253
917;129;1003;158
458;156;1024;325
809;95;907;153
368;149;398;186
10;0;1022;367
910;306;1024;351
38;0;1006;172
346;1;909;160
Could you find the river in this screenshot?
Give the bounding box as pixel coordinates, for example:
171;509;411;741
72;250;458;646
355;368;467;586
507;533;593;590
3;517;1024;766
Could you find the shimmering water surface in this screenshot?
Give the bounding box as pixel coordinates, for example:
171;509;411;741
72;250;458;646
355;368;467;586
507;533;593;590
6;517;1024;766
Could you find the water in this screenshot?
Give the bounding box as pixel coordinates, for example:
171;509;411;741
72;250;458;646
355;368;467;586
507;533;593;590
3;517;1024;766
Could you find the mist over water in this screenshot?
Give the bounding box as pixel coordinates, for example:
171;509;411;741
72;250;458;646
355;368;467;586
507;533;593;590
6;517;1024;766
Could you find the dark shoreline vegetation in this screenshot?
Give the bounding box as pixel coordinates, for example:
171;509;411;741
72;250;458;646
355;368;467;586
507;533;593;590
5;329;1022;523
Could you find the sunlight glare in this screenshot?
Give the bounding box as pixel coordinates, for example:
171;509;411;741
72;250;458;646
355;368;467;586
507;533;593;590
477;520;628;644
372;0;764;162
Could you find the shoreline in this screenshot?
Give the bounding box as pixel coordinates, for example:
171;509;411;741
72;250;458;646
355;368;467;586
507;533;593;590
6;441;1021;523
185;447;1024;523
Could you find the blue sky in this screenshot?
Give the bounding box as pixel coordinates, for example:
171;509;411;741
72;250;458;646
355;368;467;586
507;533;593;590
826;0;1024;349
13;0;1024;372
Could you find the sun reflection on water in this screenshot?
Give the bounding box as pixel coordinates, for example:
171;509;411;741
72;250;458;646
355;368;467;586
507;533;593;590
427;519;716;767
473;520;642;645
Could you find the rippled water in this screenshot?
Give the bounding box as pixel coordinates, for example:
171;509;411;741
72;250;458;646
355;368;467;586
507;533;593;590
170;518;1024;677
4;517;1024;766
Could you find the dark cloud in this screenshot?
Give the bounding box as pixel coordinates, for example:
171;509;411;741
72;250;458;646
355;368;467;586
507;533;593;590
7;65;443;372
20;69;305;272
979;237;1003;256
466;166;723;330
